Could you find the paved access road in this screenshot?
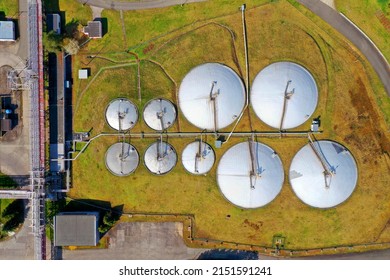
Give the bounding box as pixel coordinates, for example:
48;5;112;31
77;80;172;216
78;0;205;10
297;0;390;96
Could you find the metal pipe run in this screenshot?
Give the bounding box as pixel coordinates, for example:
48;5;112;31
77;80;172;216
53;130;321;162
225;4;249;143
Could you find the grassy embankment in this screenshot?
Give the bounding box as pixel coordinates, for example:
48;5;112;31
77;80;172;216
61;0;389;250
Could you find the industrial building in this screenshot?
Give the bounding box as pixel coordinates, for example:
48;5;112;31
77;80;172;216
0;21;16;41
83;21;102;38
54;212;99;247
47;14;61;34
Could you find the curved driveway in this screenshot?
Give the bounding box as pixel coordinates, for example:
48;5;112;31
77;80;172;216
78;0;205;10
297;0;390;96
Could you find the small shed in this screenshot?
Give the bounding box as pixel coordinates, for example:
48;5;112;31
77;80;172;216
0;118;12;132
0;21;15;41
78;69;89;79
83;21;102;38
54;212;99;247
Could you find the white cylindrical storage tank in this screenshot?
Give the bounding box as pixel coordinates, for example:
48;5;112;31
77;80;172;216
182;141;215;175
105;142;139;176
143;98;176;131
105;98;138;131
217;141;284;208
251;62;318;130
144;140;177;175
179;63;245;131
289;140;358;208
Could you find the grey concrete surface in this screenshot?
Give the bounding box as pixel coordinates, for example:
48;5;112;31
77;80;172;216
297;0;390;96
62;222;205;260
78;0;206;10
0;0;31;179
0;201;34;260
91;6;104;19
17;0;29;61
0;54;31;178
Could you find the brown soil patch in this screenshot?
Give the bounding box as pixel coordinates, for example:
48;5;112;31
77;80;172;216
375;10;390;32
344;77;390;160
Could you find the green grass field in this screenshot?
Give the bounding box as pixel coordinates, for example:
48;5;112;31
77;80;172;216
0;173;17;188
0;0;18;17
335;0;390;61
0;199;24;239
69;0;390;250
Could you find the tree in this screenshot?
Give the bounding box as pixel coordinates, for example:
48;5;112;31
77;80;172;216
98;211;119;234
42;31;63;54
64;19;80;39
63;38;80;55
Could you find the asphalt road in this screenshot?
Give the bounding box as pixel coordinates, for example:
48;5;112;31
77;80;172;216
297;0;390;96
78;0;206;10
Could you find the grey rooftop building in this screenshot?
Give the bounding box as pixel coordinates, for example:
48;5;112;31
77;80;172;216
47;14;61;34
83;21;102;38
0;21;16;41
54;212;99;246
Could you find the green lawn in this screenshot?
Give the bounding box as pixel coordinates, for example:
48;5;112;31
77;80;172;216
335;0;390;61
70;0;390;250
0;0;18;17
43;0;93;24
0;173;17;188
0;199;24;239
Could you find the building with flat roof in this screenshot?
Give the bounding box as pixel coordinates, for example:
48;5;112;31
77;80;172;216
83;21;102;38
0;21;15;41
47;14;61;34
78;69;89;79
54;212;99;246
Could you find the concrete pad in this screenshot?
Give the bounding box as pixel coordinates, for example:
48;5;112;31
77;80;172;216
91;6;104;19
0;203;34;260
320;0;335;9
62;222;205;260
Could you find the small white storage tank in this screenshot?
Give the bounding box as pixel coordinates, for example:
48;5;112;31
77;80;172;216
105;98;138;131
144;140;177;175
182;140;215;175
105;142;139;176
143;98;176;131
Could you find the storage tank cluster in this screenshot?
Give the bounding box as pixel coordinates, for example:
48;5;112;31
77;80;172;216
102;61;358;209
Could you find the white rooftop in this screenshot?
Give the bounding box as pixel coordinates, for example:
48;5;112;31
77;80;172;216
78;69;88;79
